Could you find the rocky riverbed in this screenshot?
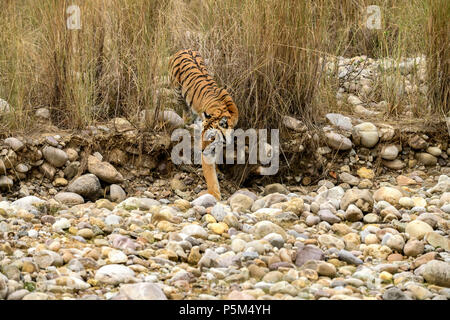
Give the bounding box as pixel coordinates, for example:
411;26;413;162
0;83;449;299
1;170;449;300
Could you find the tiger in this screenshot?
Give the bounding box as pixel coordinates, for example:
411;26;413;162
168;49;238;200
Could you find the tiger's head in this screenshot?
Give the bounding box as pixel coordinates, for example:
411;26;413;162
202;101;238;145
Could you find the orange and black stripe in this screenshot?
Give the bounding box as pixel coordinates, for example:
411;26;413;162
168;49;236;116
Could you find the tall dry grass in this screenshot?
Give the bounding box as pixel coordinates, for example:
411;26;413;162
426;0;449;116
0;0;168;130
164;0;331;132
0;0;447;133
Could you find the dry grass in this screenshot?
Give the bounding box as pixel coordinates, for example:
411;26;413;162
0;0;447;133
426;0;449;116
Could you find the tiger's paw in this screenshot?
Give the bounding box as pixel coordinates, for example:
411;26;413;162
208;189;221;201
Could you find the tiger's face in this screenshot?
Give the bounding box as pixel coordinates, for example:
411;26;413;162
202;102;238;145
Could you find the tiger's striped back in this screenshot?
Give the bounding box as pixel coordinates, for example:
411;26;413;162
168;49;238;129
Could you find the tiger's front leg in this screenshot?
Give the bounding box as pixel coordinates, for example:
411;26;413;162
201;130;222;201
201;154;221;201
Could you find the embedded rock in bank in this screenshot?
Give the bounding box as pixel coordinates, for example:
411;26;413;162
0;176;13;190
382;159;405;170
408;135;428;150
54;192;84;206
325;113;353;131
67;174;101;199
283;116;307;132
352;122;379;148
325;132;352;151
110;184;126;203
88;155;124;184
42;146;68;168
4;137;24;151
416;153;437;166
380;145;399;160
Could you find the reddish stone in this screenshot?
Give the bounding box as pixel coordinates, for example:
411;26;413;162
412;252;437;269
396;175;417;186
387;253;404;262
269;262;294;270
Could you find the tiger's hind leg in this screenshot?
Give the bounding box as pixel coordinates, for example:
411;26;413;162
172;87;195;126
182;108;197;126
